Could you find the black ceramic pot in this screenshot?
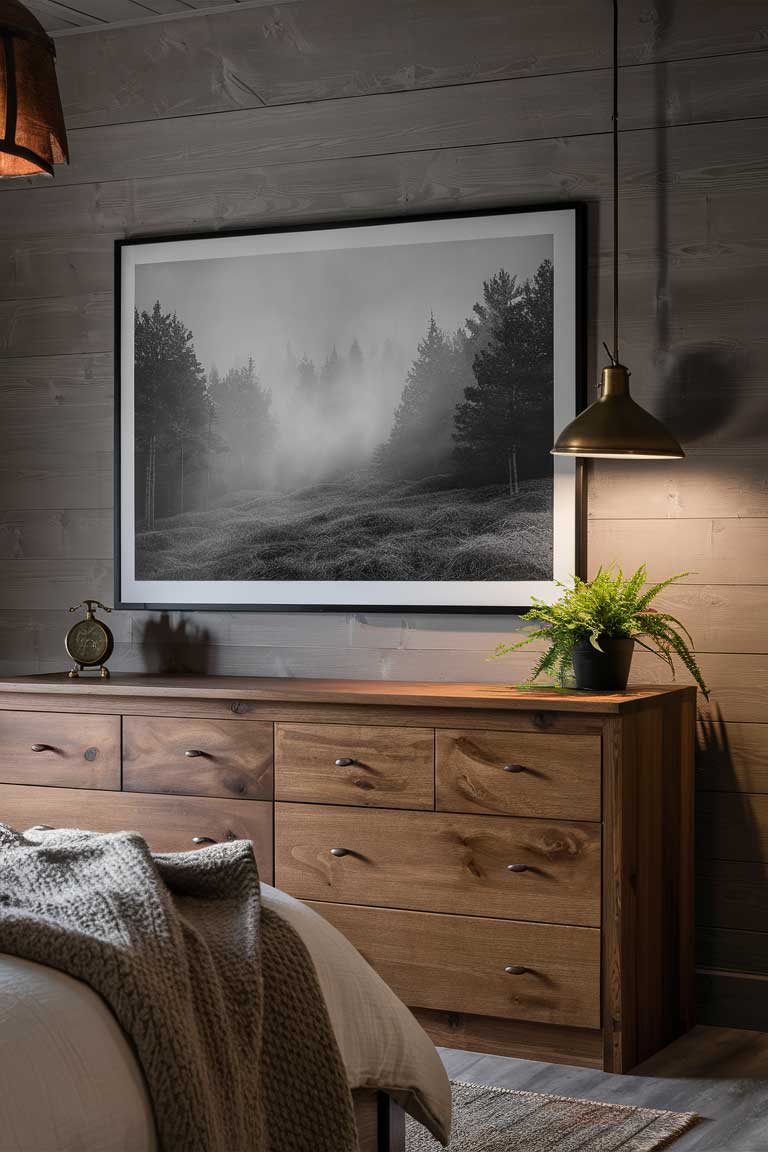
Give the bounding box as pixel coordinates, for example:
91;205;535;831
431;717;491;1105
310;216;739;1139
571;635;634;691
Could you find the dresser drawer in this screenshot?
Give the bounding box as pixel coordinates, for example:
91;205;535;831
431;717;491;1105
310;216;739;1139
436;729;601;821
275;723;434;809
0;784;273;882
276;802;600;926
0;710;120;789
309;902;601;1029
123;716;273;800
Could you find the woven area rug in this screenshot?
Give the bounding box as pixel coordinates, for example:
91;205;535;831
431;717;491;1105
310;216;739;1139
407;1081;698;1151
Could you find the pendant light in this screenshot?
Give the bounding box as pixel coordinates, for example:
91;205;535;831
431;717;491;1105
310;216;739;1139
0;0;68;178
552;0;684;459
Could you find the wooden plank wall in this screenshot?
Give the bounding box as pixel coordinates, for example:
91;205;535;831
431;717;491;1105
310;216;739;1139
0;0;766;1025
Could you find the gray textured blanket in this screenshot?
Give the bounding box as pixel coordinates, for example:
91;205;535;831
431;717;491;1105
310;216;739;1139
0;823;357;1152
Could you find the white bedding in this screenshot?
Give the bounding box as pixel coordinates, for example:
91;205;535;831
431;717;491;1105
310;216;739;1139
0;884;451;1151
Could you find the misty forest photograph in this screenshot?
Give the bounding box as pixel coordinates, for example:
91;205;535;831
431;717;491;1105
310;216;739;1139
130;228;557;591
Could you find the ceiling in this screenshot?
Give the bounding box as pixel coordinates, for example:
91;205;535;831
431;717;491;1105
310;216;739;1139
26;0;270;35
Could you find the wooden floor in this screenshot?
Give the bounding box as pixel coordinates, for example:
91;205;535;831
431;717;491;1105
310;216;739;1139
441;1026;768;1150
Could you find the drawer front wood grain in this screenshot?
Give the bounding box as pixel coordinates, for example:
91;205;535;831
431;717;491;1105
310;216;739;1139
0;784;273;882
308;902;601;1029
123;716;273;800
275;722;434;809
0;710;120;789
276;803;601;926
436;729;601;820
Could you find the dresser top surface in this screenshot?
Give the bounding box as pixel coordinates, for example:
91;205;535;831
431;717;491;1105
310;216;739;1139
0;675;695;714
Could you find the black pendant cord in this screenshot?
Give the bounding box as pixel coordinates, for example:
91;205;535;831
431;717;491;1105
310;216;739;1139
611;0;619;364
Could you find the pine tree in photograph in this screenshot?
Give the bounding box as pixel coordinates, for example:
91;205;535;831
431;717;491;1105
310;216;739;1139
453;259;554;488
378;314;470;480
296;355;318;397
348;338;363;372
134;301;211;527
461;267;523;353
208;357;276;492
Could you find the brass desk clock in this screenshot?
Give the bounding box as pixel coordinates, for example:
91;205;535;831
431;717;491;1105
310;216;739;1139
66;600;114;679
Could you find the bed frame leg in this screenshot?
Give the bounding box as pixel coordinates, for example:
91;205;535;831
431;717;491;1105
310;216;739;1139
377;1092;406;1152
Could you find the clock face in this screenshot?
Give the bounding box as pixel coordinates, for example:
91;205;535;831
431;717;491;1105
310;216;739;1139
67;619;109;664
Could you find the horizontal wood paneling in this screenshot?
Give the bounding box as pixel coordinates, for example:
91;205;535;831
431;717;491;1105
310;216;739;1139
0;560;114;610
0;353;113;407
655;588;768;656
697;858;768;933
49;1;768;129
1;116;766;246
0;235;115;301
589;520;768;585
697;969;768;1031
0;463;112;512
697;723;768;793
589;455;768;520
697;793;768;863
24;71;612;191
630;652;768;725
697;926;768;974
0;402;111;443
0;509;112;559
7;51;768;195
0;134;620;238
52;1;611;128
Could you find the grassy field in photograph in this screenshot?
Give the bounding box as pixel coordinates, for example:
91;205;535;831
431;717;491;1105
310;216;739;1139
135;472;552;582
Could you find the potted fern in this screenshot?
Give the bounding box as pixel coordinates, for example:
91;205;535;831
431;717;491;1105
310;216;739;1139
495;565;709;695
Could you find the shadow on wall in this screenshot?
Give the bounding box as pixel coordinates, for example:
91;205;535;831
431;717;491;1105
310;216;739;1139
657;346;756;446
139;612;214;674
695;709;768;1027
649;5;761;448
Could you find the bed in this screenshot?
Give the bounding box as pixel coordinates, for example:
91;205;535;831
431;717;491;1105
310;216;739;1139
0;883;451;1152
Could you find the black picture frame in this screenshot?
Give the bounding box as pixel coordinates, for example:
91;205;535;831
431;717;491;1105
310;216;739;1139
115;203;587;613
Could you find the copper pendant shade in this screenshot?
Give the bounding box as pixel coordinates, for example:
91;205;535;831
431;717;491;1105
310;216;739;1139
0;0;68;178
552;0;684;460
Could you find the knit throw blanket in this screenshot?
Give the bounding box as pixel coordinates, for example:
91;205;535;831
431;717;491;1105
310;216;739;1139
0;823;358;1152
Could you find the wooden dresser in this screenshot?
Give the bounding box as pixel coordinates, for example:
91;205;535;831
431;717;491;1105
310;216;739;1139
0;674;695;1073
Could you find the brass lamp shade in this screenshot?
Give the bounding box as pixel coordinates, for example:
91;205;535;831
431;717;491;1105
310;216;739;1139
0;0;68;178
552;365;685;459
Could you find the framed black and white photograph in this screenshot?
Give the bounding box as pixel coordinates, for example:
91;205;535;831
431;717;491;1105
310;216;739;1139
116;205;584;611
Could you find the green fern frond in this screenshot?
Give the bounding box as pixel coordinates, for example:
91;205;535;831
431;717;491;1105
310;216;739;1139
495;563;708;696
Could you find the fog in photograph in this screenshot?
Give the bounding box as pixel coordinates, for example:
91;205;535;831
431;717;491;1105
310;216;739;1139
132;232;555;583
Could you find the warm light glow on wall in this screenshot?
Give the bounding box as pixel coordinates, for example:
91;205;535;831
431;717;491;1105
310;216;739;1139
0;0;68;178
